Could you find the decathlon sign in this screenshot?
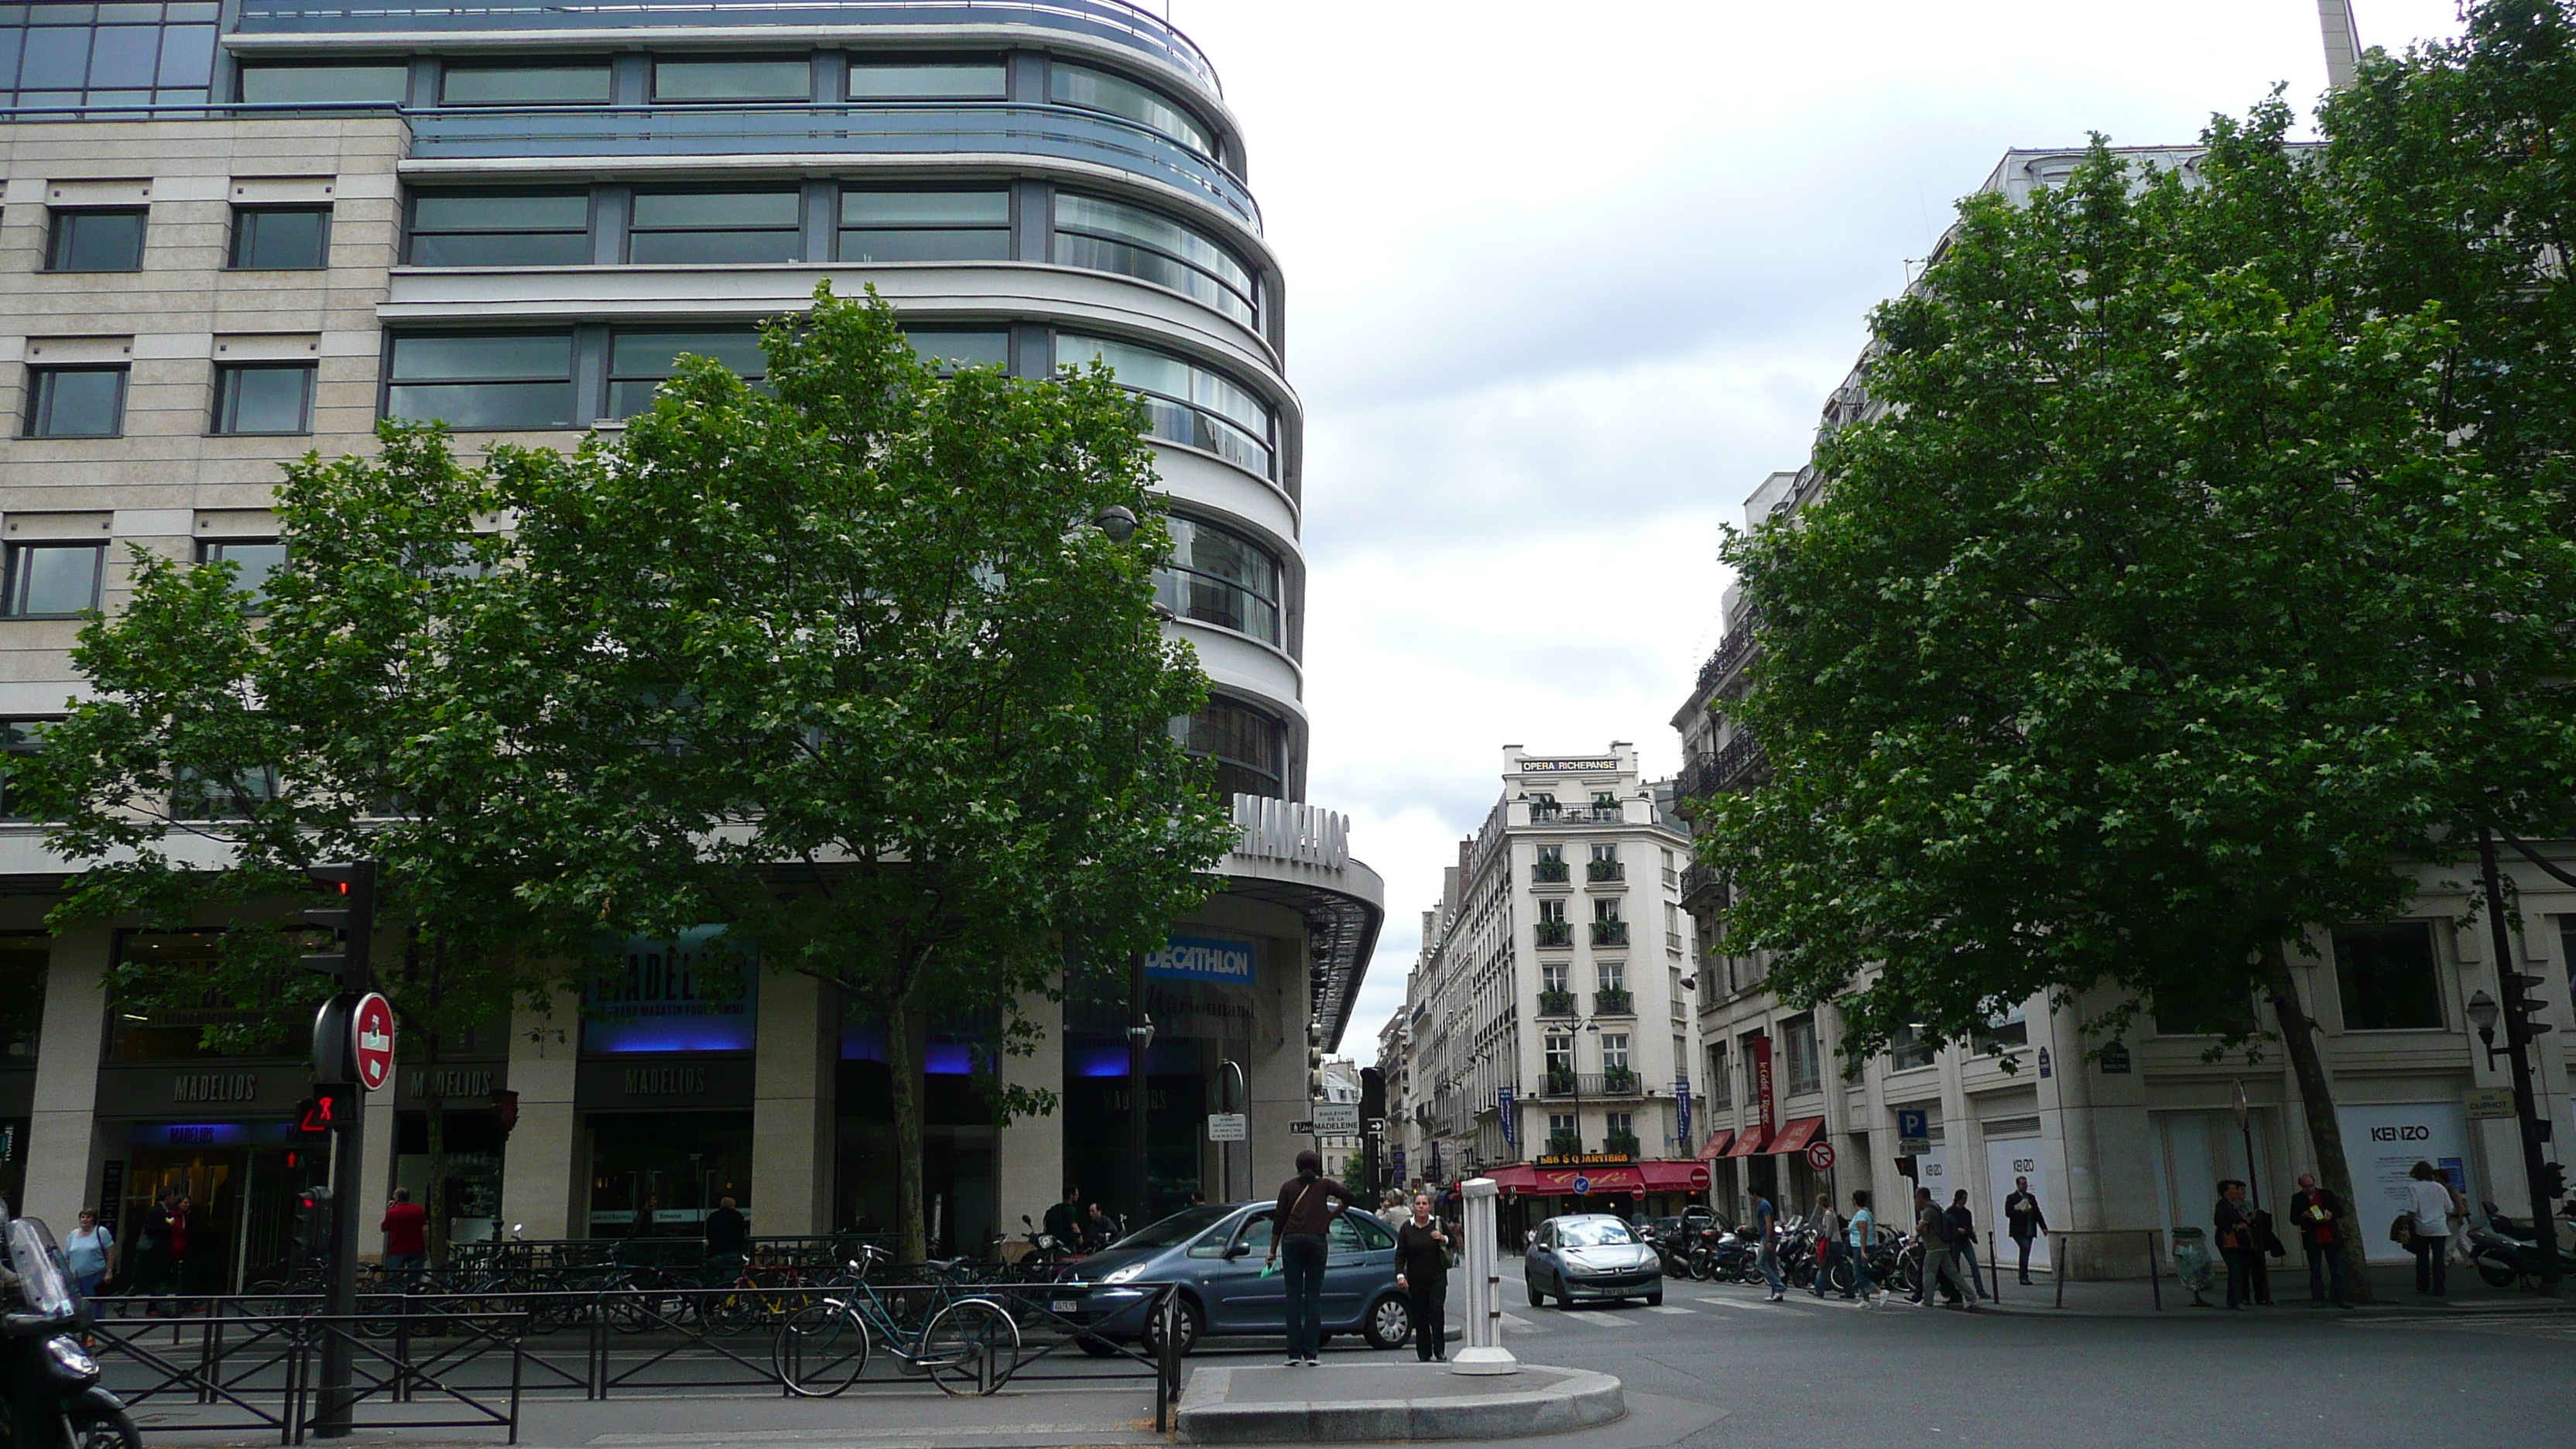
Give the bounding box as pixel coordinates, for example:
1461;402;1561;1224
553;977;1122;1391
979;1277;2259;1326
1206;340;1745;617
1145;935;1257;986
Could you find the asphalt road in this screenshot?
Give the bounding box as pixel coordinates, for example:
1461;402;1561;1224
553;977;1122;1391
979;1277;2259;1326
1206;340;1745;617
1478;1254;2575;1449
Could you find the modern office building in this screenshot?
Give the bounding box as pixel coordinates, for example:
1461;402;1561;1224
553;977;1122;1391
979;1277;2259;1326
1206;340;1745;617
0;0;1381;1288
1674;146;2575;1273
1386;745;1707;1232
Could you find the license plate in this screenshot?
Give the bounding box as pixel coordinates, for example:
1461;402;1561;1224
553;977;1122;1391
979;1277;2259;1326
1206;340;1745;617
1053;1300;1080;1314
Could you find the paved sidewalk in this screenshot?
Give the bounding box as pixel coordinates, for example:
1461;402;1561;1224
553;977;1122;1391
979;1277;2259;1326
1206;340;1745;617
1959;1260;2565;1319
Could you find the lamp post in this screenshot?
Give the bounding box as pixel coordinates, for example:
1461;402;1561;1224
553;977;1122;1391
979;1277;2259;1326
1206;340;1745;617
1128;951;1154;1233
2475;827;2562;1293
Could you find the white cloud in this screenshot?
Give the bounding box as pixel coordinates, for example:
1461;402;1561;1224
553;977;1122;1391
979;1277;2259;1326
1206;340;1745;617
1157;0;2473;1054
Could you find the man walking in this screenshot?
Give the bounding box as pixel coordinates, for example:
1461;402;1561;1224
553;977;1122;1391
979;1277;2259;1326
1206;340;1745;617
2214;1180;2256;1309
2004;1175;2048;1286
381;1187;428;1288
1913;1187;1970;1310
2288;1173;2348;1307
1394;1192;1450;1362
1043;1185;1082;1252
1947;1190;1985;1301
703;1195;749;1279
1752;1189;1784;1303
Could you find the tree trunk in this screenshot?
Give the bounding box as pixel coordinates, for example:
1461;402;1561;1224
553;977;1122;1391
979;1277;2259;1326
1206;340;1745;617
2259;935;2376;1303
884;985;929;1266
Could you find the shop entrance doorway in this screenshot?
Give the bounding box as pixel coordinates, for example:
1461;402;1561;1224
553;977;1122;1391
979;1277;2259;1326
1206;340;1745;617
119;1140;307;1293
586;1112;752;1240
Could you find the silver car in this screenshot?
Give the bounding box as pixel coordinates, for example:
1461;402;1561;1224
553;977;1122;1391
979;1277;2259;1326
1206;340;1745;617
1524;1213;1663;1308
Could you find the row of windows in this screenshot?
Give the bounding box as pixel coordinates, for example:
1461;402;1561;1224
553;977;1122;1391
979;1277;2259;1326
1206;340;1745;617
0;536;279;621
230;54;1218;159
22;362;313;439
30;186;1262;334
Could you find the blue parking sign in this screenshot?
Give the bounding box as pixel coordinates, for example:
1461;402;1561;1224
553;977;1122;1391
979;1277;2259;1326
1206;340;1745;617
1897;1108;1929;1140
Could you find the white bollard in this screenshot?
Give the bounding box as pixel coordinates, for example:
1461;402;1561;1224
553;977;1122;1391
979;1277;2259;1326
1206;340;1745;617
1450;1177;1518;1375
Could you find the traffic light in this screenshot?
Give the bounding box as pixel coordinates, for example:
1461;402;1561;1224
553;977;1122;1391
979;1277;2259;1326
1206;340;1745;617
1359;1067;1386;1121
300;862;377;988
2543;1162;2568;1203
296;1184;336;1265
2504;972;2555;1041
1307;1018;1324;1101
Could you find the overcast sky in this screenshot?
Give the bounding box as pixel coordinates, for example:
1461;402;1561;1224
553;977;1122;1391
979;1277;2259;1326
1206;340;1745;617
1159;0;2475;1060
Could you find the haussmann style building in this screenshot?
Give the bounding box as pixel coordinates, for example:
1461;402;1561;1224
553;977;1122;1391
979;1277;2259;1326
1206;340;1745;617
0;0;1383;1289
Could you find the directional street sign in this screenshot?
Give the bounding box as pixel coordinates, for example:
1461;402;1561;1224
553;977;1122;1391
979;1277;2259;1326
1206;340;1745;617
1314;1101;1361;1135
1571;1175;1591;1195
1290;1120;1315;1135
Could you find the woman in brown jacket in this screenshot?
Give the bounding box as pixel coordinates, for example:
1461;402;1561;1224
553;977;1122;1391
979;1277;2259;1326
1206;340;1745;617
1264;1149;1351;1366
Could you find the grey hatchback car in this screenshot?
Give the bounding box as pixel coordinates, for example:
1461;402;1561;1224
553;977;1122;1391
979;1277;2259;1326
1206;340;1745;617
1050;1201;1414;1356
1524;1213;1663;1308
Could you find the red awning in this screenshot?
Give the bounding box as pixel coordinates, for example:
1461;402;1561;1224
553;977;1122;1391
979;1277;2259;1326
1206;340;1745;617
1725;1125;1770;1157
1697;1129;1735;1160
1483;1161;1709;1196
1769;1117;1826;1155
1639;1160;1711;1192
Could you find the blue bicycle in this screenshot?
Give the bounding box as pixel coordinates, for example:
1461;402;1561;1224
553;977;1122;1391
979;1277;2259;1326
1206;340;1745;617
772;1245;1019;1397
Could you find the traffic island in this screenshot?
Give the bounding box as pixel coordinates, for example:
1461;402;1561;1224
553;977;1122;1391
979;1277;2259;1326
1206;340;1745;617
1174;1362;1626;1443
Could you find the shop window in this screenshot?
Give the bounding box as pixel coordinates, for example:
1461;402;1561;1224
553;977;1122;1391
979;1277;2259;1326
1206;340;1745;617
628;189;801;265
385;333;576;430
45;208;146;272
2334;921;2444;1030
838;189;1010;263
228;205;331;269
2;543;103;617
23;367;126;437
109;932;299;1060
211;364;314;435
407;191;591;267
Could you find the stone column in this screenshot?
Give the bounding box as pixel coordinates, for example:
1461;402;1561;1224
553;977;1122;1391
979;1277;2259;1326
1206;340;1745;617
500;988;581;1239
995;985;1063;1235
24;929;113;1228
752;971;835;1235
1246;933;1310;1195
358;1078;399;1262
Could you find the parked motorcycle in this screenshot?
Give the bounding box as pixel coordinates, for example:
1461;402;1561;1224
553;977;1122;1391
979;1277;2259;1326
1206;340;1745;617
0;1216;139;1449
2468;1202;2576;1290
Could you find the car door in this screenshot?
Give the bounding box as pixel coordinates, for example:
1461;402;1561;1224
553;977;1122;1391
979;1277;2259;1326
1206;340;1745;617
1202;1211;1279;1331
1530;1220;1559;1293
1320;1211;1391;1326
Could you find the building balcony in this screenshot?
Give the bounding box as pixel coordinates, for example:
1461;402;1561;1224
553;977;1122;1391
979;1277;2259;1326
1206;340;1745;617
1673;753;1720;814
1592;988;1635;1016
1534;920;1573;949
1585;859;1625;883
1680;861;1723;906
1532;859;1570;885
1536;988;1577;1018
1690;606;1764;701
1712;732;1767;791
1530;803;1623;825
1538;1070;1645;1099
1590;920;1629;947
1604;1131;1642;1159
1546;1130;1584;1157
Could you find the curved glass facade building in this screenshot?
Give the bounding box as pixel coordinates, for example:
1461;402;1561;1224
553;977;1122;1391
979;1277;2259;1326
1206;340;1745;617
0;0;1378;1271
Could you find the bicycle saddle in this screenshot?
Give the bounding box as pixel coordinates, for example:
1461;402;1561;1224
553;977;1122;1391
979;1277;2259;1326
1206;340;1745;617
923;1256;968;1274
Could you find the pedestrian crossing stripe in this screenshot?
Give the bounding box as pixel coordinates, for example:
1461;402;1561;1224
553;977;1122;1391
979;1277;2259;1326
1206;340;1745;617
1648;1305;1694;1315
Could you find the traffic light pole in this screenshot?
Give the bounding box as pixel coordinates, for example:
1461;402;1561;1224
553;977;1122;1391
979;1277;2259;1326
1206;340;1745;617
302;861;380;1436
315;1083;366;1437
2478;828;2561;1293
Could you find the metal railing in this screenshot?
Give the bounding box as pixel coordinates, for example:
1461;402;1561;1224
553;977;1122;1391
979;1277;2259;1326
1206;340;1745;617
1536;988;1576;1016
1536;1071;1644;1099
1531;859;1570;884
1590;920;1629;947
1585;859;1625;882
232;0;1227;94
1680;861;1722;903
1592;988;1635;1016
1533;920;1573;947
1711;731;1766;791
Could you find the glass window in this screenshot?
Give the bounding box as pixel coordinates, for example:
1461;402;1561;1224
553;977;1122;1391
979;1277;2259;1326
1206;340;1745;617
901;329;1009;372
440;62;611;105
608;329;767;419
1598;961;1625;992
238;63;408;105
1048;63;1211;156
46;209;145;272
386;333;576;430
1783;1015;1820;1094
628;189;801;265
0;720;52;820
1540;963;1567;993
1228;1212;1273;1256
1888;1023;1937;1071
197;539;286;608
1559;1219;1633;1248
2334;921;2444;1031
1543;1036;1572;1074
212;363;313;435
1170;696;1284;799
3;544;103;617
23;367;125;438
1593;897;1620;923
407;190;591;267
229;205;331;269
1537;898;1566;924
1057;333;1273;478
1705;1041;1730;1106
1155;514;1280;645
1601;1034;1630;1071
845;58;1005;99
653;57;809;102
1053;192;1255;327
837;188;1010;263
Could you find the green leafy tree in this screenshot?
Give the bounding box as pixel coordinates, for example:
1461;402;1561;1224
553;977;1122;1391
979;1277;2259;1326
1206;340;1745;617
505;284;1238;1262
12;425;640;1260
1697;104;2576;1300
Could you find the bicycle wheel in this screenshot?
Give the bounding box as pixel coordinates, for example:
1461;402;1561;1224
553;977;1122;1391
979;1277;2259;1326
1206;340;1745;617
775;1300;871;1398
920;1299;1019;1397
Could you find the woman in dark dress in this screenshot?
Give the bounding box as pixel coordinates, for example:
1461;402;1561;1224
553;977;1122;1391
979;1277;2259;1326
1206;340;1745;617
1394;1192;1450;1363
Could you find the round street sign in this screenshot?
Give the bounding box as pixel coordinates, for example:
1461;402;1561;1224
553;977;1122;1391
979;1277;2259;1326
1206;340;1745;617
1806;1141;1837;1172
1571;1174;1591;1195
352;992;396;1092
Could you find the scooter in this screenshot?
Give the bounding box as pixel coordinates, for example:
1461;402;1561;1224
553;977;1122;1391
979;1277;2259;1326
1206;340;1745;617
2467;1203;2576;1290
0;1216;139;1449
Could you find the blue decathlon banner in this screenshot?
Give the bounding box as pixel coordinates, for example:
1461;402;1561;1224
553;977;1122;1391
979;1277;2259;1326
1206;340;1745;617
1143;934;1257;985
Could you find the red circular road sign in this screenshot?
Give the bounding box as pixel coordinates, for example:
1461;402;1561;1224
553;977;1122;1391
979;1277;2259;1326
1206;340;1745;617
352;992;396;1091
1806;1141;1838;1172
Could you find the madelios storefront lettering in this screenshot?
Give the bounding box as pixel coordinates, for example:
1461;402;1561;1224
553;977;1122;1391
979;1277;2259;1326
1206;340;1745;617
170;1072;259;1104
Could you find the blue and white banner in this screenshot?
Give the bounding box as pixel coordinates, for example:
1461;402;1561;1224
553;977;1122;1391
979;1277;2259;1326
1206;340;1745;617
1143;934;1256;985
1677;1078;1691;1138
1498;1086;1516;1145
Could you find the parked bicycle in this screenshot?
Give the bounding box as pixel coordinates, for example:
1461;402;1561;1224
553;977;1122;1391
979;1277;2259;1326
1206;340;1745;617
772;1244;1019;1397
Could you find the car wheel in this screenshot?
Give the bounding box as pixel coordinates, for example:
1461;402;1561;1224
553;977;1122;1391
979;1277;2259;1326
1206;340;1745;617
1646;1289;1663;1307
1365;1293;1412;1350
1074;1334;1124;1358
1144;1296;1204;1358
1526;1277;1543;1307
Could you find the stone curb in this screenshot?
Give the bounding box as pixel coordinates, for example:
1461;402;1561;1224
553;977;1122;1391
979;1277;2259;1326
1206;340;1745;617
1175;1364;1627;1444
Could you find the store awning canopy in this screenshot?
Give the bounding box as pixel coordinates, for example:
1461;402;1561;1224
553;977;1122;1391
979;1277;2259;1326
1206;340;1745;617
1769;1117;1826;1155
1725;1125;1770;1157
1484;1160;1714;1197
1697;1129;1735;1160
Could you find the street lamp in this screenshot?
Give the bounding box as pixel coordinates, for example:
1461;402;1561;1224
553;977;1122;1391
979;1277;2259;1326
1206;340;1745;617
1127;947;1155;1231
2468;990;2502;1059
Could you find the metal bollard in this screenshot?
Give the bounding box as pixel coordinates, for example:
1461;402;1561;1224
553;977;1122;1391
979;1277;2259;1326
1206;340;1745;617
1450;1178;1516;1376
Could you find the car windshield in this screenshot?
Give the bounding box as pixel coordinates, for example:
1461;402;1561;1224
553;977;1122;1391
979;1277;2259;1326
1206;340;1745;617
1558;1220;1636;1248
1112;1204;1235;1251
